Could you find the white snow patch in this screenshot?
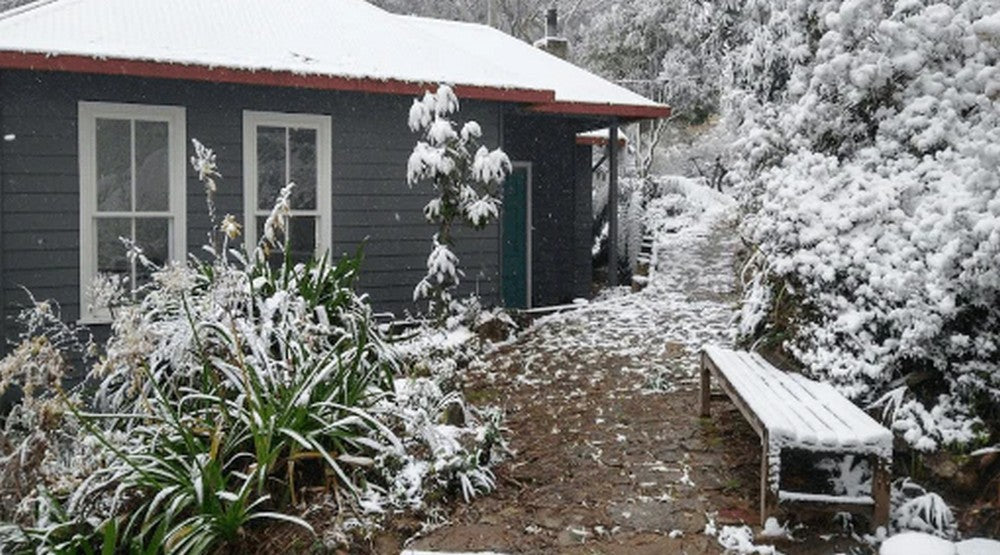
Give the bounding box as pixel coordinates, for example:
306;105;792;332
759;518;790;539
716;525;780;554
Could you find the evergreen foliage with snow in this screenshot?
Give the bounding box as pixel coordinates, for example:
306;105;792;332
407;85;510;323
730;0;1000;451
579;0;749;123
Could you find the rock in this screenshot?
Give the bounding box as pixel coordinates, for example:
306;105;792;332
664;341;686;358
925;451;983;495
476;316;515;343
533;507;566;531
444;402;465;426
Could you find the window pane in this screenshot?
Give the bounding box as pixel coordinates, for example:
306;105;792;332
287;216;316;264
257;126;286;210
96;118;131;212
97;217;131;283
289;128;317;210
135;121;169;212
135;218;170;286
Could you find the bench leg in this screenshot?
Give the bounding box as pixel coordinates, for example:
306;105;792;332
700;353;711;418
760;434;778;527
872;455;891;531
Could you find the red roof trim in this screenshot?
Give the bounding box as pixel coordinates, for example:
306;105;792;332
0;52;670;119
0;51;556;104
529;100;671;120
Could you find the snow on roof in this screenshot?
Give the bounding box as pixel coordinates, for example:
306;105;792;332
0;0;670;120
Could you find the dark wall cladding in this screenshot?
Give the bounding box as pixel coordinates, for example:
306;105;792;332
0;70;512;344
0;71;599;358
502;113;594;307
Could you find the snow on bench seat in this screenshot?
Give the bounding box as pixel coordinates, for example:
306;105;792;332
701;346;892;457
777;491;874;506
699;345;893;530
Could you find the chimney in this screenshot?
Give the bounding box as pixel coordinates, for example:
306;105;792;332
534;6;569;59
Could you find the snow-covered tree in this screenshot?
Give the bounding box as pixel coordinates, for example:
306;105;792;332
731;0;1000;451
407;85;510;323
579;0;744;124
371;0;602;46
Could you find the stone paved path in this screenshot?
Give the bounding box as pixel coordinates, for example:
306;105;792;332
403;202;860;554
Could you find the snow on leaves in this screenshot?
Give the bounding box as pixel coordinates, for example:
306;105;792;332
731;0;1000;451
407;85;510;322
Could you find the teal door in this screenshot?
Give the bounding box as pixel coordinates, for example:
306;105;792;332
502;165;530;308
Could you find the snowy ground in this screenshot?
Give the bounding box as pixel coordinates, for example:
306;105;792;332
382;180;1000;554
397;184;826;553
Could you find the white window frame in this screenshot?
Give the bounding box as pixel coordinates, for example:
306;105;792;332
78;101;187;323
242;110;332;256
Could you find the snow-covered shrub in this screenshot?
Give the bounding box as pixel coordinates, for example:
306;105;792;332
592;176;654;279
890;479;957;538
655;118;735;190
0;141;505;553
365;378;506;511
645;175;736;238
594;174;737;284
1;163;398;551
0;297;102;534
817;454;871;498
407;85;510;324
730;0;1000;450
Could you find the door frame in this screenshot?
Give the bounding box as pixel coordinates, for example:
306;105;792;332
502;161;532;308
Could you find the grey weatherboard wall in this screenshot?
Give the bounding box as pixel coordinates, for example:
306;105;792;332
503;113;592;306
0;70;595;350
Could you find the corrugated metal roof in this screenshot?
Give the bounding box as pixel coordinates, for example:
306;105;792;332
0;0;670;119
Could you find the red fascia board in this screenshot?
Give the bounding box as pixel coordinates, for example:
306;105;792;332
529;100;672;120
0;51;556;104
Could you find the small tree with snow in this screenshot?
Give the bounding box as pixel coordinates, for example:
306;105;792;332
407;85;510;324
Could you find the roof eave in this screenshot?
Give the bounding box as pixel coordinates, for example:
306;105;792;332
527;101;672;121
0;50;556;104
0;51;671;120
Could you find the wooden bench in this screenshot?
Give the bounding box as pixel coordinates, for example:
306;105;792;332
700;345;893;530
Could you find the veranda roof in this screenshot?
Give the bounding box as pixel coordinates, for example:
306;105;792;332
0;0;670;120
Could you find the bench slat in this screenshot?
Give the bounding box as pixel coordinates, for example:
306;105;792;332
741;352;857;449
792;375;892;450
733;351;838;447
707;347;800;442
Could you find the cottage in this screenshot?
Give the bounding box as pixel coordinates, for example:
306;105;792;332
0;0;669;346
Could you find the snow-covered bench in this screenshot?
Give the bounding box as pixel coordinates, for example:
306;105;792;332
699;345;893;529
